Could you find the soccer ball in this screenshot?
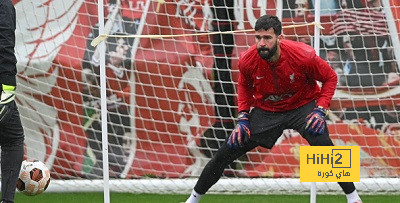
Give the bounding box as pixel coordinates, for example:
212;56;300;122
16;160;51;196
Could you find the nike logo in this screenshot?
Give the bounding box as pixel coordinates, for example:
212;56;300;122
256;76;264;80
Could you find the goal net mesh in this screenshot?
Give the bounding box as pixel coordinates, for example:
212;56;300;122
12;0;400;194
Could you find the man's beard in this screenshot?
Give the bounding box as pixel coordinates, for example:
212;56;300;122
257;42;278;60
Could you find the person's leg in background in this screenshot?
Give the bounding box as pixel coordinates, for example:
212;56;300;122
1;104;24;203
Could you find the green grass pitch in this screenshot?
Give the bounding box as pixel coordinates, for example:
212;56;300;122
14;193;400;203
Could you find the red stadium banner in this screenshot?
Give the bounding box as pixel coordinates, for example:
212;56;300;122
13;0;400;179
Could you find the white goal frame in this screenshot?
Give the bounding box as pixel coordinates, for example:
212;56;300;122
46;178;399;195
75;0;400;199
12;0;400;200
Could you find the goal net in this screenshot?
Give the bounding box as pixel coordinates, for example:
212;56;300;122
12;0;400;194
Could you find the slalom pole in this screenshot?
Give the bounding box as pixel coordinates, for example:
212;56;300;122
97;0;110;203
311;0;321;203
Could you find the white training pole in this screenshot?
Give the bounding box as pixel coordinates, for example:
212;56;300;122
97;1;110;203
276;0;283;21
311;0;321;203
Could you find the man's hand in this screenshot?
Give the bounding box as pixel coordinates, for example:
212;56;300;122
84;94;123;111
109;38;129;67
227;112;250;149
107;94;122;110
305;106;328;136
0;84;16;124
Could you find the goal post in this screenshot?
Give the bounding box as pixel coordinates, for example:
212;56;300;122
12;0;400;195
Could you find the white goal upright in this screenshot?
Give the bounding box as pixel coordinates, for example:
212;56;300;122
11;0;400;195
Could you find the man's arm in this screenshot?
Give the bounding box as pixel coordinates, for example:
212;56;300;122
306;12;343;135
307;53;338;109
0;0;17;86
228;59;254;149
0;0;17;124
237;60;255;112
304;52;337;136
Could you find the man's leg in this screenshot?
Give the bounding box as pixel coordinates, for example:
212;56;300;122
86;121;103;177
1;105;24;203
289;102;361;203
300;125;358;195
1;142;24;203
107;113;129;177
186;140;258;203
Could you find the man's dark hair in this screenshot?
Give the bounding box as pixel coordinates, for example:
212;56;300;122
254;15;282;36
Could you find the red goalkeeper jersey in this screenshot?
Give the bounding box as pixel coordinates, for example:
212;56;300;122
237;39;337;112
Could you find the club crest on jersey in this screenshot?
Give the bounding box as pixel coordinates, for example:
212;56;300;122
290;73;295;83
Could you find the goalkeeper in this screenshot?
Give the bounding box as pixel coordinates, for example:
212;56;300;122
185;15;362;203
0;0;25;203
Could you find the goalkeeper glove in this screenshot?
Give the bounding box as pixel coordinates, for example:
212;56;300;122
227;112;250;149
0;84;16;124
305;106;328;136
